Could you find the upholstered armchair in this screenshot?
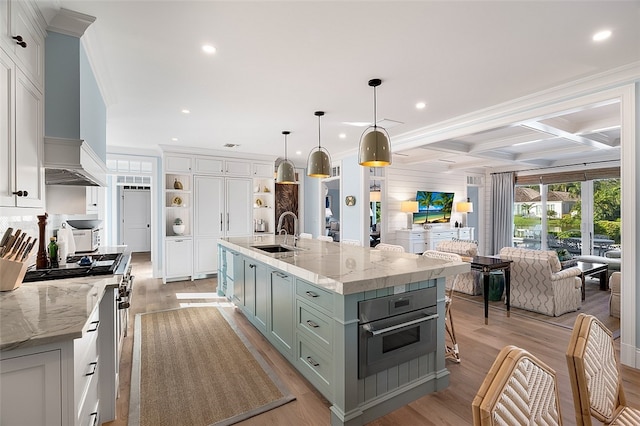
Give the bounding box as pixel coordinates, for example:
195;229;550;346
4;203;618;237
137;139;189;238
499;247;582;317
435;240;481;295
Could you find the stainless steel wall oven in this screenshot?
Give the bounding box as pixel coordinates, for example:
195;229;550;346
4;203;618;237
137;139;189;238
358;287;438;379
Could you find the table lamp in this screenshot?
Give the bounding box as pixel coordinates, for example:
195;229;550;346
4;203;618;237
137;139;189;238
456;198;473;227
401;201;419;229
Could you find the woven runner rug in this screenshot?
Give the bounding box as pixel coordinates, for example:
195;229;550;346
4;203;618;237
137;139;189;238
129;307;295;426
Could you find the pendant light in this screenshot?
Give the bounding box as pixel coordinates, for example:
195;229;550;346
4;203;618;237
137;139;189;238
307;111;331;178
276;131;297;184
359;78;391;167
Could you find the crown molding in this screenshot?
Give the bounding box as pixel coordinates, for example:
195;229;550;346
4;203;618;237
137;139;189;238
47;8;96;37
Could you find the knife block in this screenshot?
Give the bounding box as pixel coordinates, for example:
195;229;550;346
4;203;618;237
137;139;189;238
0;257;28;291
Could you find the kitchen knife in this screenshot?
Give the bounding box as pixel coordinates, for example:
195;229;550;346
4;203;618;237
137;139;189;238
13;236;31;261
9;232;26;260
0;227;13;248
20;238;36;262
1;233;17;258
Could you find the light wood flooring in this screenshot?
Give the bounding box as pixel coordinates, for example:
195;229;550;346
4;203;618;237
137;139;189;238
106;253;640;426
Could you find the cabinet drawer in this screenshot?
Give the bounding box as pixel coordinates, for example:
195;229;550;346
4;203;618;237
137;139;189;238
297;301;332;353
296;280;334;314
458;229;471;239
77;372;100;426
298;337;332;392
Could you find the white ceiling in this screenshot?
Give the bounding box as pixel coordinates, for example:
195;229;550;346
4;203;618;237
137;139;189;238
53;1;640;171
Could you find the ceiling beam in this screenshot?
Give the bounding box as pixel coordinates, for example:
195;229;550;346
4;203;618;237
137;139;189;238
520;121;612;150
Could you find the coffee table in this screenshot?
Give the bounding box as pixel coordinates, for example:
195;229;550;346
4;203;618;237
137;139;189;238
573;261;608;300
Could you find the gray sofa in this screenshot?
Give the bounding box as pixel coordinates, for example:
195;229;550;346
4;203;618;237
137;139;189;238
575;249;620;276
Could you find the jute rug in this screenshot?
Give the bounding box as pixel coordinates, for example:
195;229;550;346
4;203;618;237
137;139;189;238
129;307;295;426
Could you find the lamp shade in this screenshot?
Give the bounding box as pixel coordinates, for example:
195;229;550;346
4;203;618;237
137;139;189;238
307;148;331;177
276;130;297;184
456;198;473;213
370;190;381;202
401;201;419;213
307;111;332;178
276;160;296;184
359;129;391;167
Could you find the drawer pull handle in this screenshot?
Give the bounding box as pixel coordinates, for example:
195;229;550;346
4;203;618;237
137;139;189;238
87;320;99;332
306;320;319;328
305;291;319;298
306;356;320;367
89;412;98;426
86;361;98;376
273;271;288;278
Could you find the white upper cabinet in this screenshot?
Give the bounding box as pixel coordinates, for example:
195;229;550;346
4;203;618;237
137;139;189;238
252;162;273;178
165;154;192;173
223;160;250;176
0;48;43;209
194;156;223;174
1;0;45;90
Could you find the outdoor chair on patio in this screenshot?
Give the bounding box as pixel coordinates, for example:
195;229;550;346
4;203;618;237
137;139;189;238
422;250;462;363
565;314;640;425
472;345;563;425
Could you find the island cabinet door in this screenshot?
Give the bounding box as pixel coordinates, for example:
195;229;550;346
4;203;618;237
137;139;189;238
269;270;294;357
254;263;268;333
243;259;256;316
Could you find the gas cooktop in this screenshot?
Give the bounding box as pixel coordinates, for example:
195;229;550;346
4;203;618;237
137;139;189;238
22;253;124;282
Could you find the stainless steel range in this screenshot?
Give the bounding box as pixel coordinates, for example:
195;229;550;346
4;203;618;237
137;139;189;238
23;252;125;282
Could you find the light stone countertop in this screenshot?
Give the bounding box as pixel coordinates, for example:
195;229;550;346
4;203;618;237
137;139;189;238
219;235;470;295
0;275;120;352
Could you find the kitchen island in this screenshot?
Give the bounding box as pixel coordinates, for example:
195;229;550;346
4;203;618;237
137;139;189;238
218;235;469;426
0;246;131;426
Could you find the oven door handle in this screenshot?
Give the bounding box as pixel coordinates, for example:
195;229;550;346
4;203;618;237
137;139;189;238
368;313;438;336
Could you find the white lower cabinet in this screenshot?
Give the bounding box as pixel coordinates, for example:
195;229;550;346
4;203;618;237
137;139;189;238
164;238;193;282
0;289;117;426
396;227;475;253
0;349;62;426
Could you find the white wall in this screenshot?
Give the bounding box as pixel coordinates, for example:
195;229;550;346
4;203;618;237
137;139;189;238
386;163;473;242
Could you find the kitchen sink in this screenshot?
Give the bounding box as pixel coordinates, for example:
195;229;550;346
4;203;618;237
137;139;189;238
252;244;298;253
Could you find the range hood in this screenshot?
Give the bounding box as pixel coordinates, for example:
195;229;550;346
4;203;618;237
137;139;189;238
44;137;107;186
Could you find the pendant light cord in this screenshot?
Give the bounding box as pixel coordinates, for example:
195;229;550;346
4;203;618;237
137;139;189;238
284;133;288;161
373;85;377;130
317;114;322;149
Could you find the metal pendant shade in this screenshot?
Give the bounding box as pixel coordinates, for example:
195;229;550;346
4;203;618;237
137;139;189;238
359;79;391;167
276;131;297;184
307;111;331;178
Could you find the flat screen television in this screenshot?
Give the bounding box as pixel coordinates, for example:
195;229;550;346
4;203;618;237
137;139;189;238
413;191;455;224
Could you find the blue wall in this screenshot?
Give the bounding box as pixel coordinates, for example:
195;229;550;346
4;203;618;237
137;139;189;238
80;44;107;161
45;32;80;139
45;32;106;161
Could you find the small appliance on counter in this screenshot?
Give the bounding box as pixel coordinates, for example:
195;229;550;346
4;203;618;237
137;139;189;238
67;220;102;253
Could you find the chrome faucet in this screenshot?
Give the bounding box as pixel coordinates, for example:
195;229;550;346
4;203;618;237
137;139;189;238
277;211;299;247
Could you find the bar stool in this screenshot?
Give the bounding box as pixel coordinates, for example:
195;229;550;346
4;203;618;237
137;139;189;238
422;250;461;363
375;243;405;252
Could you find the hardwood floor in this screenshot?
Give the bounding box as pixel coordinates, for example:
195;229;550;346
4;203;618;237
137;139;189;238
106;253;640;426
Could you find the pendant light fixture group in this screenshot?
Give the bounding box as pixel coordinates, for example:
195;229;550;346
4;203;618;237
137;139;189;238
276;131;297;184
307;111;332;178
358;78;391;167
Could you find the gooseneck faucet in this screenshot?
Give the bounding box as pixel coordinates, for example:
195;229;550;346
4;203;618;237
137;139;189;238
277;211;299;247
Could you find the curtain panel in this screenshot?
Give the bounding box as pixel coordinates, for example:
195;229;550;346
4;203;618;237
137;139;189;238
491;172;515;254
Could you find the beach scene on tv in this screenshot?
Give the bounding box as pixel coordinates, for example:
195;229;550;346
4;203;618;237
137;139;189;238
413;191;455;224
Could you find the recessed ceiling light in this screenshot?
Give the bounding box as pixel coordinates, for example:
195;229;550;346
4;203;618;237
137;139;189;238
181;109;190;114
202;44;216;54
339;133;346;139
593;30;612;42
171;137;178;141
295;150;302;156
416;102;427;109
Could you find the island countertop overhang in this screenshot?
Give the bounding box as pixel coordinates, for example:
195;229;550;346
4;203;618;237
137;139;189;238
219;235;470;295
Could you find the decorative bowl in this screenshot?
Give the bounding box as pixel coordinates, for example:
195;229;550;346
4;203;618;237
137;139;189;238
173;224;185;235
67;219;103;229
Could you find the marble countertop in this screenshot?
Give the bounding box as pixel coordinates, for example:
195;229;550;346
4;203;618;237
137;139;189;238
0;246;130;352
219;235;470;295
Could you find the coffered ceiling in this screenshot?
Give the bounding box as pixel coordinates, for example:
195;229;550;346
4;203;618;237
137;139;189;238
50;1;639;171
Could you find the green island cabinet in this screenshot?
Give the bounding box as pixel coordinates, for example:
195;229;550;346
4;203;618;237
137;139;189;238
218;242;451;426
